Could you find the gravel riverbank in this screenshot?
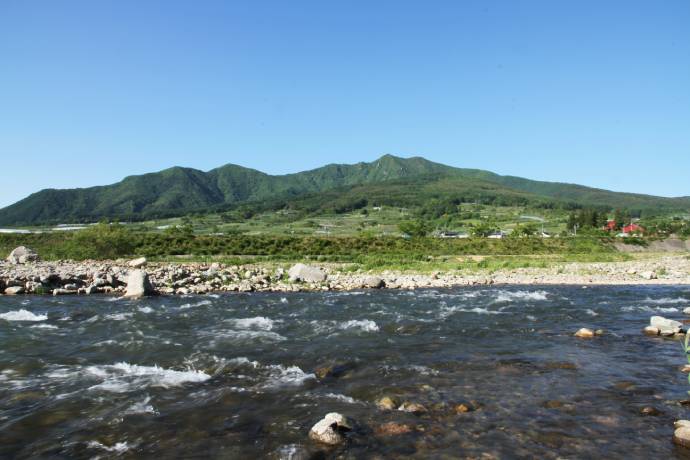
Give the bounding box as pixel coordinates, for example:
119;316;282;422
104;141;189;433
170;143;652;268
2;253;689;296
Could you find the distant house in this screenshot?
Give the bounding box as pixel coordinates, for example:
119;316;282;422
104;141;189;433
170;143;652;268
438;231;469;239
487;231;505;239
604;220;617;232
622;223;645;234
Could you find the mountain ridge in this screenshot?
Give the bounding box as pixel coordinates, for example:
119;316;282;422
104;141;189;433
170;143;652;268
1;155;688;226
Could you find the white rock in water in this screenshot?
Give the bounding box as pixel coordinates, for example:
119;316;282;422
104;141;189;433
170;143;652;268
650;316;682;335
643;325;660;336
574;328;594;338
674;424;690;448
4;286;25;295
675;420;690;429
128;257;147;268
683;307;690;315
6;246;39;264
288;264;327;283
308;412;352;445
123;270;155;299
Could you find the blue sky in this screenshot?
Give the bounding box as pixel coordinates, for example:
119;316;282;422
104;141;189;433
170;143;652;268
1;0;689;208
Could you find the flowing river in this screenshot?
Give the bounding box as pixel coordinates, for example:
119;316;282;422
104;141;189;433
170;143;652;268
2;285;690;458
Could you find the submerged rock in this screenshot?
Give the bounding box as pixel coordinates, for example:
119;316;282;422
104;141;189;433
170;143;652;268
376;396;399;411
314;363;352;380
288;264;327;283
398;402;428;415
308;412;352;445
123;270;155;299
640;406;661;416
374;422;413;436
6;246;39;265
454;403;476;414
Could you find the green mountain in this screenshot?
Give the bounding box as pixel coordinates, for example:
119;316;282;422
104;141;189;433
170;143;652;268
1;154;688;225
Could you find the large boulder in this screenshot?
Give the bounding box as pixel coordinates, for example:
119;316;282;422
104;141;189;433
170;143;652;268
309;413;352;445
362;276;385;289
6;246;39;264
288;264;327;283
123;270;155;299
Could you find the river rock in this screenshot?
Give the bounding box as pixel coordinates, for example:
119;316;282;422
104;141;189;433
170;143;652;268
308;412;352;445
398;402;428;415
454;403;476;414
362;276;385;289
640;406;661;416
640;271;657;280
374;422;413;436
574;328;595;338
6;246;39;265
376;396;398;411
643;326;660;336
128;257;147;268
674;422;690;448
4;286;25;295
684;307;690;315
123;270;155;298
288;264;327;283
650;316;682;335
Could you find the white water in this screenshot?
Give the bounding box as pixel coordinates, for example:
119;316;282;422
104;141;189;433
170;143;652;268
0;309;48;322
230;316;276;330
83;362;211;392
494;290;549;303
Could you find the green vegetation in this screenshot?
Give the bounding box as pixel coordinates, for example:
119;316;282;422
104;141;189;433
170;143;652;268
0;222;619;266
2;155;689;226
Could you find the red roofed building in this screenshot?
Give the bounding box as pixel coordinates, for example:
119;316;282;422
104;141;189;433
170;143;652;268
622;223;645;234
604;220;617;231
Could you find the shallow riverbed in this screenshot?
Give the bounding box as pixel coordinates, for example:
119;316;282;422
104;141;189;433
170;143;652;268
2;285;690;458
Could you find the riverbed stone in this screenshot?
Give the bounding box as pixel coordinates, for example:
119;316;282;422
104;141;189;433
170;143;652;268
288;264;327;283
362;276;385;289
4;286;25;295
374;422;413;436
376;396;398;411
650;316;682;335
674;423;690;448
574;328;595;338
640;406;661;416
123;270;155;298
643;326;660;336
6;246;39;265
398;402;428;415
640;271;657;280
128;257;147;268
308;412;352;445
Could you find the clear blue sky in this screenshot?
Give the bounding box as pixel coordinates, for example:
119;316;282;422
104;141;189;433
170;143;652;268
1;0;689;208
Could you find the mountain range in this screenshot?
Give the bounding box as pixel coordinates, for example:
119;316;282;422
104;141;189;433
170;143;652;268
1;154;688;226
